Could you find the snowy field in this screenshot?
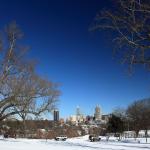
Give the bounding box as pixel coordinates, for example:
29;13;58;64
0;136;150;150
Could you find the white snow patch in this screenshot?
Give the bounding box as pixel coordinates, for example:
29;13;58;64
0;135;150;150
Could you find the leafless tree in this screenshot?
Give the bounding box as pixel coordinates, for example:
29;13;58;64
127;98;150;142
113;107;126;119
0;22;59;125
91;0;150;72
9;72;59;136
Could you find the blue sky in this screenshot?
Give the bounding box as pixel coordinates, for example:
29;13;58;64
0;0;150;119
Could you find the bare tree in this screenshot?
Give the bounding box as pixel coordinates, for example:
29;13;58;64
91;0;150;71
127;98;150;142
107;114;124;140
9;71;59;136
112;107;129;132
0;22;59;124
113;107;126;119
0;22;26;122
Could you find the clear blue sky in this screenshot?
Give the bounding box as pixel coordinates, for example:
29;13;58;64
0;0;150;119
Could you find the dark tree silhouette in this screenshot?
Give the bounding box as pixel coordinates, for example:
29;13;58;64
127;98;150;142
107;114;124;140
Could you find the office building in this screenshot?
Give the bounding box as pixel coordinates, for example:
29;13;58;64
94;105;101;120
53;109;59;121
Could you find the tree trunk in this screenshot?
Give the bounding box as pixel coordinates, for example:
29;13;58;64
135;130;139;141
23;118;26;138
145;130;148;143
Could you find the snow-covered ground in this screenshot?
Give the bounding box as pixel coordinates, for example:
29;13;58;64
0;135;150;150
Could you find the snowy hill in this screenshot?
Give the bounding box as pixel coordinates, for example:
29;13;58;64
0;135;150;150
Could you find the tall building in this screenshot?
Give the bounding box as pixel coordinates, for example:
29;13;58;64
94;105;101;120
76;106;85;124
66;106;85;125
76;106;81;116
53;109;59;121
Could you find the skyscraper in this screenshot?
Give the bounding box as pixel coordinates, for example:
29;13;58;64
53;109;59;121
76;106;85;124
76;106;81;116
94;105;101;120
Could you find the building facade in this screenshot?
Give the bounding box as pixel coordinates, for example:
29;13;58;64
53;110;59;121
94;105;101;120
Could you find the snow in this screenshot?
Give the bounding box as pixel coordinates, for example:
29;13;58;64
0;135;150;150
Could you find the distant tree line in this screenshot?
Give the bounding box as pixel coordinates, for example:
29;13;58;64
0;119;86;139
106;98;150;143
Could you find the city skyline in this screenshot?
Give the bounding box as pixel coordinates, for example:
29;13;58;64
0;0;150;119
